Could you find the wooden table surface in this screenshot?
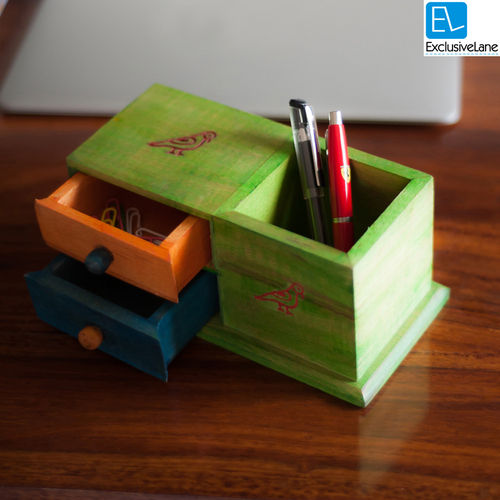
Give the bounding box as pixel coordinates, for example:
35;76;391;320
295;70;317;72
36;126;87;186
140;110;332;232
1;23;499;499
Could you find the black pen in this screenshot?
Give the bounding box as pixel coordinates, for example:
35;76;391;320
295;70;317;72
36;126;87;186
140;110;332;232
289;99;329;244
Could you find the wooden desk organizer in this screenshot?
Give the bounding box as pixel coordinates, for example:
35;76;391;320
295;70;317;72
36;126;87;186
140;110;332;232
28;84;449;406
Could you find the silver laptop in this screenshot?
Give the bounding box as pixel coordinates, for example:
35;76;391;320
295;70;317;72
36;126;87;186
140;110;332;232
0;0;462;123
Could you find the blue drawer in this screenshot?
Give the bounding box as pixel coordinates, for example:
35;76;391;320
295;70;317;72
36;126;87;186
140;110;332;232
25;255;219;381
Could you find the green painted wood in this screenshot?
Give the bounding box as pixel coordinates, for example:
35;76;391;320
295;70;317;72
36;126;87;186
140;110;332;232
63;85;449;406
352;176;435;377
212;152;438;383
213;207;355;380
198;281;450;407
67;84;294;218
218;267;356;380
350;159;411;240
228;152;308;234
214;212;353;296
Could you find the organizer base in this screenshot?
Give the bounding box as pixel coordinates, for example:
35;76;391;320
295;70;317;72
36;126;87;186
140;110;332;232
198;281;449;407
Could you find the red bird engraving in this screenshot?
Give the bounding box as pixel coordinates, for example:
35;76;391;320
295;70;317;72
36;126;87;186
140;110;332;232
254;283;305;315
148;130;216;156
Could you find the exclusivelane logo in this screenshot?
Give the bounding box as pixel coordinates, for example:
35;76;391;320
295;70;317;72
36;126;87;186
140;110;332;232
424;0;499;56
426;2;467;39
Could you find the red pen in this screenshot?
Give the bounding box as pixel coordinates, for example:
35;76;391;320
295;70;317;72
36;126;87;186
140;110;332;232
326;110;353;252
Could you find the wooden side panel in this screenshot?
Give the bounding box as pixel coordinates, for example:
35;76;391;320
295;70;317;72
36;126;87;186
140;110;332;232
353;177;435;377
213;212;353;307
230;155;310;237
164;215;212;292
218;269;356;379
156;269;219;365
350;158;411;241
213;212;357;380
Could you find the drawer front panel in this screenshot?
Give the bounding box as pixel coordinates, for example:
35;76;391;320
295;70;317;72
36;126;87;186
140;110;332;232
26;266;168;380
36;198;178;301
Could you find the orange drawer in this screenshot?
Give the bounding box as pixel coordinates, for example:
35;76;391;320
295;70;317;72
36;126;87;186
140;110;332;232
35;173;211;302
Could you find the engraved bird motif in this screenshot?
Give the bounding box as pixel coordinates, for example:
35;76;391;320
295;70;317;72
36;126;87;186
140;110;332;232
254;283;304;315
148;130;216;156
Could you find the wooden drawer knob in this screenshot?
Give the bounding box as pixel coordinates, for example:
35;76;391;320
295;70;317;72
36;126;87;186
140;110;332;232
78;326;103;350
85;246;113;275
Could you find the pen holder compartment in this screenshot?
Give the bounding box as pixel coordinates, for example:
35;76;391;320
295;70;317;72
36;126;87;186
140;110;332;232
230;146;410;243
204;148;448;405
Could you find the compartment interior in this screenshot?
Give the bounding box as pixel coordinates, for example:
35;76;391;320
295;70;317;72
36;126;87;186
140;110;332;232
57;174;188;244
234;156;411;248
52;256;165;318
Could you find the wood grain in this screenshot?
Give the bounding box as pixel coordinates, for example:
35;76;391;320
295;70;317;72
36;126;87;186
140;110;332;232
0;49;499;500
66;84;294;220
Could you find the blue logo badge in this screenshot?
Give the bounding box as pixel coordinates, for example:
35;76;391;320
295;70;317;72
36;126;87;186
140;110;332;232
426;2;467;39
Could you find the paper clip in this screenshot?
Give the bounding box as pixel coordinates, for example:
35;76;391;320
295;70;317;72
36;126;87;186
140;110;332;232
104;198;124;230
126;207;141;234
103;205;165;245
135;227;166;245
101;206;117;226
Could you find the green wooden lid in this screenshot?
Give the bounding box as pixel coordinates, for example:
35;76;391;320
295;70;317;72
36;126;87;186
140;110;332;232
67;84;294;218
